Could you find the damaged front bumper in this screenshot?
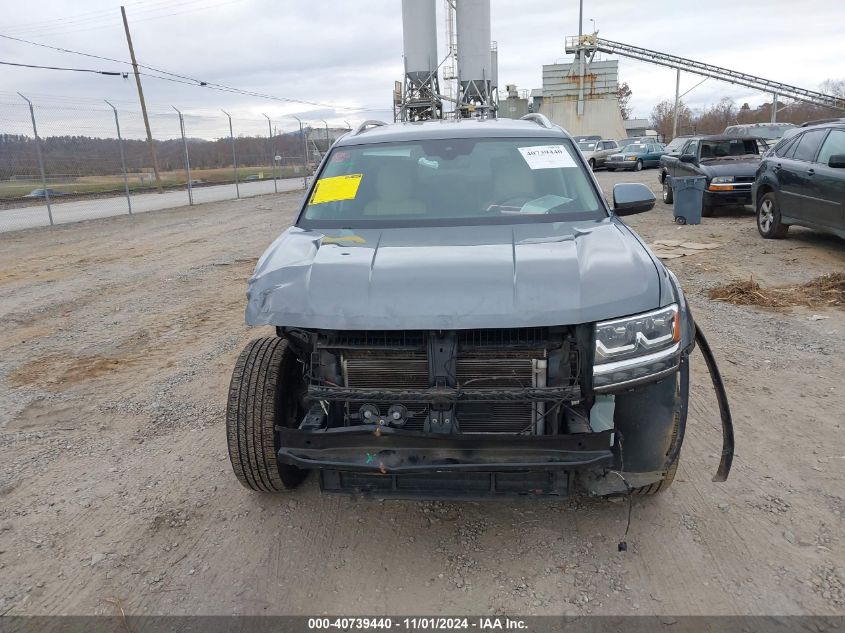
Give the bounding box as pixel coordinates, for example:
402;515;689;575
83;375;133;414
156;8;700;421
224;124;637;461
277;427;615;473
278;427;615;499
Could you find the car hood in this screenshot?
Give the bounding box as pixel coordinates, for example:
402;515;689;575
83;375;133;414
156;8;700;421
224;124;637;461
245;219;662;330
699;157;761;177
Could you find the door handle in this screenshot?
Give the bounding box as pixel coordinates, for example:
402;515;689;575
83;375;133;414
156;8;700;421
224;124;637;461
774;163;782;170
807;168;815;176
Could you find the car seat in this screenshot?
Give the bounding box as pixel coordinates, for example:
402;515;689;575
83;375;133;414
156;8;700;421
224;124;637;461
362;160;426;215
487;155;536;209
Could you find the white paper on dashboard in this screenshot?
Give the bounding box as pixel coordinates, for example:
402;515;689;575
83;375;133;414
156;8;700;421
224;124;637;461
518;145;578;169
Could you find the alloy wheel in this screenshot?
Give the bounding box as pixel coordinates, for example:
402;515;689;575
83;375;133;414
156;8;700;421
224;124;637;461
758;199;774;233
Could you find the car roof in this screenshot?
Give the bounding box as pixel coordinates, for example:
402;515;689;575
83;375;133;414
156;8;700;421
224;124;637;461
797;121;845;130
726;122;795;128
691;135;760;141
334;118;571;147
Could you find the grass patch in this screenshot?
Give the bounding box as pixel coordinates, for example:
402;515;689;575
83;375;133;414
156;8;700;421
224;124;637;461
708;273;845;310
0;165;306;199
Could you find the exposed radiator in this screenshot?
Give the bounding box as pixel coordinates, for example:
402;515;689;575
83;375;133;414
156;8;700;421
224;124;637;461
342;350;541;433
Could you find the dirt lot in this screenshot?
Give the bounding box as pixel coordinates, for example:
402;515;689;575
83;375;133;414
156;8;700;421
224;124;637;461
1;170;843;617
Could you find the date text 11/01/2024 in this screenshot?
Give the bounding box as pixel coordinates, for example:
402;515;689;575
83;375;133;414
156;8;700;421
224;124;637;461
308;617;528;630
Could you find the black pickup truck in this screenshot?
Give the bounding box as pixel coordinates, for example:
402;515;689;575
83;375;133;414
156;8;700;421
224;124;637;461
658;135;765;216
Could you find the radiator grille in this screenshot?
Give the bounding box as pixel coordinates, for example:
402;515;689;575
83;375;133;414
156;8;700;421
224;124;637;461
342;350;538;433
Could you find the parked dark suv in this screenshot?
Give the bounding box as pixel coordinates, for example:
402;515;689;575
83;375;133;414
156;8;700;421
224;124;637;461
753;122;845;239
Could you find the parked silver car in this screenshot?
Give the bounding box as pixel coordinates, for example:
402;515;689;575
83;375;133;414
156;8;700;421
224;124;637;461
578;139;622;170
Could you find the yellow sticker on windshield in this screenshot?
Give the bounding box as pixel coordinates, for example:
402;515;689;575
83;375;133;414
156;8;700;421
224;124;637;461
309;174;363;205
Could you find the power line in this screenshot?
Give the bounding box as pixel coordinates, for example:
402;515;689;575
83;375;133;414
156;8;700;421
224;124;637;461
1;0;159;32
0;31;382;113
1;0;213;38
0;33;129;66
0;60;126;76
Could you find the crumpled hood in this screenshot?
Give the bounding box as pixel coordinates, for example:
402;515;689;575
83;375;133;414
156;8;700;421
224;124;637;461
246;219;662;330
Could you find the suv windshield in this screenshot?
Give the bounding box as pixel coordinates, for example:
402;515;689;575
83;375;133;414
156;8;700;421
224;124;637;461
664;137;688;152
699;138;759;159
299;137;605;228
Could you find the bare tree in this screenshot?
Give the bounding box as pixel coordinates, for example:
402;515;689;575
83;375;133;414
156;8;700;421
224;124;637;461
616;82;633;120
820;78;845;98
650;99;692;140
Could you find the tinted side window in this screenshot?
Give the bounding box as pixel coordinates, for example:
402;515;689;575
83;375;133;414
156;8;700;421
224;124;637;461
792;130;827;162
776;136;799;158
817;129;845;165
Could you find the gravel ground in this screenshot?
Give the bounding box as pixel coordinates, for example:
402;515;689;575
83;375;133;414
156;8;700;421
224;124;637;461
0;170;843;616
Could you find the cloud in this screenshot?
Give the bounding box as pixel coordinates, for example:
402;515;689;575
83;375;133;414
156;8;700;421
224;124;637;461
1;0;842;135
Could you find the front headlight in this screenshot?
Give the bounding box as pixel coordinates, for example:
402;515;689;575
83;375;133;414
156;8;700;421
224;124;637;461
593;304;681;391
625;155;637;161
711;176;735;183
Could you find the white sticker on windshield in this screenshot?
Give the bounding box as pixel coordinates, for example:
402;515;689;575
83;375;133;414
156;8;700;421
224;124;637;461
518;145;577;170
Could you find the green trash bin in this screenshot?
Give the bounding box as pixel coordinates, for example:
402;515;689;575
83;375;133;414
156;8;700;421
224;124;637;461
670;176;707;225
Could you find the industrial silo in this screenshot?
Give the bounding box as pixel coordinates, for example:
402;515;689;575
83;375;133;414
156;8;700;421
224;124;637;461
456;0;492;108
400;0;442;120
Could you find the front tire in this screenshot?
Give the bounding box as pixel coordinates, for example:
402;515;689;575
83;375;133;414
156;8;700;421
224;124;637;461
588;158;596;171
635;159;643;172
701;202;715;217
757;192;789;239
226;337;309;492
662;180;674;204
632;454;679;495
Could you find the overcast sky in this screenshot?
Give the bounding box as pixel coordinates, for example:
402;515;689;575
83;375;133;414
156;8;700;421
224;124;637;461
1;0;843;136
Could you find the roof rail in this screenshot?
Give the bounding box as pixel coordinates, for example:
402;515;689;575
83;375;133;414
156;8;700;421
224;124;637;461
520;113;554;129
352;120;389;136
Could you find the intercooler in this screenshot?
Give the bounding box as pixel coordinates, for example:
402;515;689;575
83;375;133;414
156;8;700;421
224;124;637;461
342;349;546;434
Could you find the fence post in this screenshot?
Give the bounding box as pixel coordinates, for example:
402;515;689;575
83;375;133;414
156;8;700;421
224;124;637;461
292;115;308;189
262;113;277;193
172;106;193;205
221;110;239;199
105;100;132;215
17;92;53;225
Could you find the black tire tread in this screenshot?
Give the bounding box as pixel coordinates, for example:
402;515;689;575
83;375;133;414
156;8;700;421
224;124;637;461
630;407;682;496
227;337;303;493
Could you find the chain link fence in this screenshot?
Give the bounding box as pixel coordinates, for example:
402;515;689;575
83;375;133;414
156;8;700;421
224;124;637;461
0;94;344;233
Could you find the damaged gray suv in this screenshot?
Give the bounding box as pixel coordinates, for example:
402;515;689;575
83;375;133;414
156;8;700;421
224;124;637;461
226;114;733;499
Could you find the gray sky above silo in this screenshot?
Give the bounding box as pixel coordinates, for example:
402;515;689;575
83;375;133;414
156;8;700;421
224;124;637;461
1;0;842;129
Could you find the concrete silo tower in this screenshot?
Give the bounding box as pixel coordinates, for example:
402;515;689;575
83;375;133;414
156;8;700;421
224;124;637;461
400;0;442;121
456;0;496;117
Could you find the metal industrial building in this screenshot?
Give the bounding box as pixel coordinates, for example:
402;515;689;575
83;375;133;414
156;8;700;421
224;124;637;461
537;59;627;140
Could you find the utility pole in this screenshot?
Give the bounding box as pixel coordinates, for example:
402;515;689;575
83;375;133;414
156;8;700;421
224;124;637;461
121;5;162;193
577;0;584;117
672;68;681;140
